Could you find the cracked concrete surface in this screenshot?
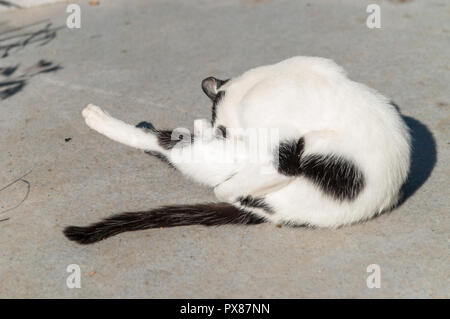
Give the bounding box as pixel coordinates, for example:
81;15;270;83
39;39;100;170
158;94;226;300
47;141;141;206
0;0;448;298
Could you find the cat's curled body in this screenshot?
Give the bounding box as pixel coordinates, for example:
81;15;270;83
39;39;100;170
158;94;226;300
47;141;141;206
64;56;411;244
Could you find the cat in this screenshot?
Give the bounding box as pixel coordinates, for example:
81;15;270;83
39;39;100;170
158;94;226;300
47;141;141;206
64;56;411;244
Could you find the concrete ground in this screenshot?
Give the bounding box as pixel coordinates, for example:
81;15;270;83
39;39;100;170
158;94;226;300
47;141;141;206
0;0;65;11
0;0;448;298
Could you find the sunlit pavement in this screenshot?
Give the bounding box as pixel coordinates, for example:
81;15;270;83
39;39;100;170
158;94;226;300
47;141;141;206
0;0;448;298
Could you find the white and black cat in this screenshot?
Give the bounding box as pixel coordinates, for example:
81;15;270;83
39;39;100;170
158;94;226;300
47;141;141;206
64;56;411;244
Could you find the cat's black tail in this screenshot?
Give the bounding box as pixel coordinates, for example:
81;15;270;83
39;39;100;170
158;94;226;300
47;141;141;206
63;203;265;245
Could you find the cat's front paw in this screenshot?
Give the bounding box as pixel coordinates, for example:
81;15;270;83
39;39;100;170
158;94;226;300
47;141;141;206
82;104;112;132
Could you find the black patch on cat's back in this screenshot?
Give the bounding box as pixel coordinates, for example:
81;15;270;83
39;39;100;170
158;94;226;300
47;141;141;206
301;154;365;201
276;138;365;201
277;138;305;176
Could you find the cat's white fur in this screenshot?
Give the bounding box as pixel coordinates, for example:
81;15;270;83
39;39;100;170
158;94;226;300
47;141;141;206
82;56;411;228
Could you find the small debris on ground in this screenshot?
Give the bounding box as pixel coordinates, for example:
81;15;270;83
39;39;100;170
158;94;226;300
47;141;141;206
89;1;100;5
65;138;72;142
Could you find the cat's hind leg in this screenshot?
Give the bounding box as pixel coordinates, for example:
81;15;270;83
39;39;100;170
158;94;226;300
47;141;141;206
82;104;164;152
81;104;245;187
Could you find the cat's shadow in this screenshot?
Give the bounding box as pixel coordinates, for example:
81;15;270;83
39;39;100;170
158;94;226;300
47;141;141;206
392;103;437;206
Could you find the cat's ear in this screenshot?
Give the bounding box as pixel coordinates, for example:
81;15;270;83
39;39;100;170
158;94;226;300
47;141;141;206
201;77;228;101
